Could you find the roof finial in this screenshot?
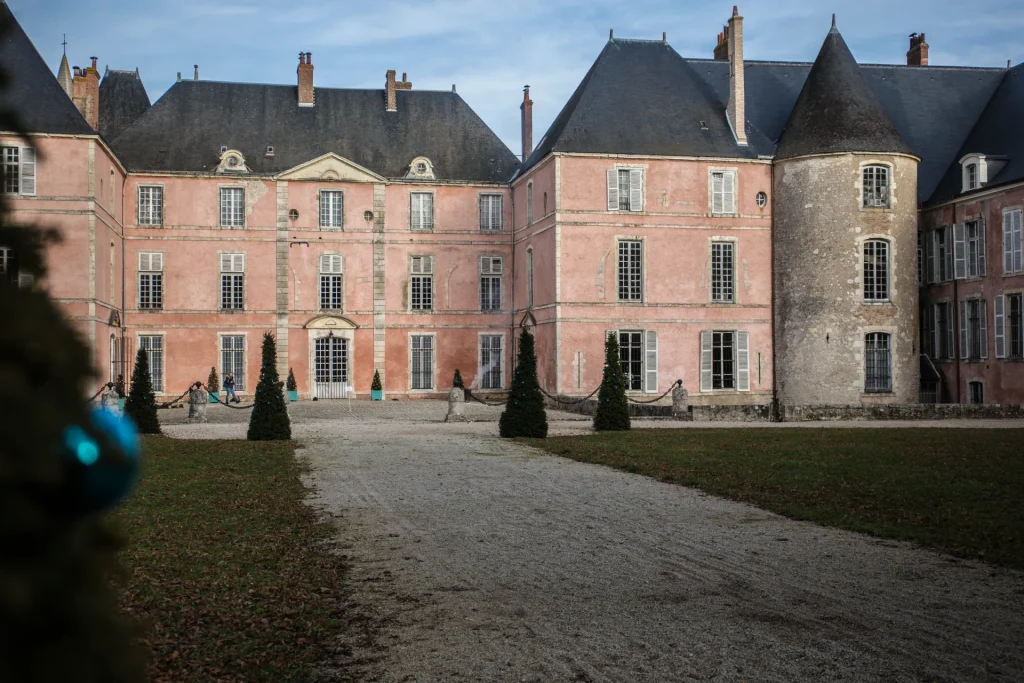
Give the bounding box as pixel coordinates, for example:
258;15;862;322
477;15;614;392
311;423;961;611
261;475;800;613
831;13;836;29
62;33;68;56
609;29;614;40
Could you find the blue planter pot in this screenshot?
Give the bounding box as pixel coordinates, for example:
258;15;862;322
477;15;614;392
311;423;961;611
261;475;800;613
118;398;126;411
371;389;383;401
288;390;299;402
208;391;220;404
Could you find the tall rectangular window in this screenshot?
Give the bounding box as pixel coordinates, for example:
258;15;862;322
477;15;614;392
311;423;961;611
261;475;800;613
138;186;164;226
711;170;736;214
607;168;643;212
864;332;892;393
526;249;534;308
220;335;246;391
1008;293;1023;360
863;239;890;301
480;335;502;389
618;240;642;302
966;164;978;190
962;298;987;360
410;192;434;231
700;330;749;392
138;335;164;392
966;220;985;278
220;253;245;310
480;256;502;311
862;165;890;208
0;246;11;276
479;194;503;232
711;241;735;303
712;331;735;389
2;145;35;195
138;252;164;309
619;331;644;391
933;227;952;282
319;254;343;310
220;187;244;227
319;190;343;229
1004;209;1023;275
968;381;984;405
410;335;434;390
934;302;953;360
527;183;534;224
410;256;434;311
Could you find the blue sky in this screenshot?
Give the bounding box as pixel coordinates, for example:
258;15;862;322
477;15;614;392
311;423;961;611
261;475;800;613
10;0;1024;155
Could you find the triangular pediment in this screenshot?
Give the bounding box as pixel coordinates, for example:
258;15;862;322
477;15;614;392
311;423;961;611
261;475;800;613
276;153;384;183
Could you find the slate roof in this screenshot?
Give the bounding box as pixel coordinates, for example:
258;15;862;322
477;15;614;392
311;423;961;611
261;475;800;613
99;69;151;142
110;81;520;183
774;23;913;161
0;2;93;135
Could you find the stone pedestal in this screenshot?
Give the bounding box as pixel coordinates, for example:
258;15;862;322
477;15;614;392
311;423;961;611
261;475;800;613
187;387;209;423
100;390;121;415
444;387;467;423
672;384;689;419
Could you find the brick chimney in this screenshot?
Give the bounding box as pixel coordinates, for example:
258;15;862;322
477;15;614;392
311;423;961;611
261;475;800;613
713;25;729;60
907;32;929;66
72;57;100;130
520;85;533;162
298;52;314;107
726;7;747;146
385;70;412;112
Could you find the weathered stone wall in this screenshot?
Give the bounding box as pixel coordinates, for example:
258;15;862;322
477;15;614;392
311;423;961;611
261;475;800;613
773;152;920;406
781;403;1024;421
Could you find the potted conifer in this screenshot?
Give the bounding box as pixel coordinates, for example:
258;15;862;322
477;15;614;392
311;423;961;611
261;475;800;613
371;369;383;401
594;332;631;431
207;366;220;403
498;329;548;438
287;368;299;402
247;333;291;441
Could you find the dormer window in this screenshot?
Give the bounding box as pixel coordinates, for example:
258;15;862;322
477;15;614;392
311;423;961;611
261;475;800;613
216;149;249;174
960;154;1009;194
966;163;977;190
406;156;435;180
266;146;275;156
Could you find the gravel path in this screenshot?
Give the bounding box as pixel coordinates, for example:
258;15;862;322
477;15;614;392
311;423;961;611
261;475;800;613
160;402;1024;681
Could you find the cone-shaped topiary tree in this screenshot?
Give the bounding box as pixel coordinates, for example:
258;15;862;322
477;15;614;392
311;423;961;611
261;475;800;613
125;347;161;435
207;366;219;393
452;368;464;388
371;369;382;391
594;332;631;431
247;333;291;441
286;367;297;392
499;328;548;438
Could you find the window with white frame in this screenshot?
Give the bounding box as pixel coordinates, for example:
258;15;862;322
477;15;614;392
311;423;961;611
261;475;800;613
711;241;735;303
931;302;954;360
863;239;890;301
526;248;534;308
410;192;434;231
609;329;659;392
138;252;164;310
220;335;246;391
607;168;643;212
995;293;1023;361
220;187;244;227
138;186;164;226
864;332;892;393
618;240;642;302
926;226;953;283
960;298;987;361
139;335;164;392
966;164;978;190
410;335;434;390
2;145;36;195
319;254;343;310
968;381;984;405
700;330;749;391
862;165;890;208
410;255;434;311
319;190;343;229
480;256;502;311
220;253;245;310
954;220;987;279
480;194;503;232
480;335;502;389
710;170;736;215
1004;209;1023;275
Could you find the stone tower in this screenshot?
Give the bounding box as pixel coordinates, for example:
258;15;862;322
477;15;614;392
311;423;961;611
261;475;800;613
773;18;920;409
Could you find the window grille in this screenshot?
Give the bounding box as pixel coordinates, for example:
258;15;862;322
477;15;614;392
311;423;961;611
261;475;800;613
411;335;434;390
712;331;735;389
863;165;890;208
1008;294;1023;360
319;254;343;310
1004;209;1023;275
480;194;503;231
968;381;984;405
962;298;987;360
410;192;434;231
139;335;164;392
618;240;642;301
711;171;736;214
711;241;735;303
220;187;245;227
410;256;434;311
220;335;246;391
220;253;245;310
863;240;889;301
138;186;164;226
138;252;164;309
619;331;644;391
319;190;343;229
864;332;892;393
934;302;953;360
480;335;502;389
480;256;502;311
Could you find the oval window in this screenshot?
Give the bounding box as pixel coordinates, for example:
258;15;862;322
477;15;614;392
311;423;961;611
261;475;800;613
755;191;767;208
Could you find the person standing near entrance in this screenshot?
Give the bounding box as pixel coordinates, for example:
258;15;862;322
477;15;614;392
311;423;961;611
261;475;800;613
224;372;239;403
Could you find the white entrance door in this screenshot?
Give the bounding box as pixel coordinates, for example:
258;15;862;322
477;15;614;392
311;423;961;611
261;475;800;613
314;337;349;399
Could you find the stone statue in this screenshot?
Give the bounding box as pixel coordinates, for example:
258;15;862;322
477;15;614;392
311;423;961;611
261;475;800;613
672;382;689;419
186;385;208;423
444;386;467;423
100;388;121;415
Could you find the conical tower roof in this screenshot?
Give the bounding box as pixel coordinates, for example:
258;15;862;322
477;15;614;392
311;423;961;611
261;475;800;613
775;17;913;160
57;53;73;98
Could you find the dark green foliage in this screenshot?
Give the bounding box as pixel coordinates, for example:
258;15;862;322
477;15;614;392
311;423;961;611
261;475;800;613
499;328;548;438
125;347;161;435
452;368;464;388
286;367;297;392
114;374;125;398
247;333;291;441
594;333;630;431
206;366;219;393
371;369;382;391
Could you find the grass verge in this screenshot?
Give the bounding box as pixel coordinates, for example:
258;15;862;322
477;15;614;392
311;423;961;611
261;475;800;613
116;437;346;682
528;428;1024;569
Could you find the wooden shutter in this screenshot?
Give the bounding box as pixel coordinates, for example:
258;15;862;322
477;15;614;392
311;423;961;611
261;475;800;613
944;229;954;281
20;147;36;195
960;301;969;359
644;330;658;393
994;294;1006;359
320;254;342;274
700;331;713;392
411;194;422;229
945;304;955;361
629;168;643;212
1005;212;1014;274
711;173;723;214
221;253;244;272
480;256;502;275
953;223;966;279
723;171;736;214
978;218;987;276
980;299;988;359
736;330;750;392
479;196;488;230
925;231;935;284
606;170;618;211
411;256;423;274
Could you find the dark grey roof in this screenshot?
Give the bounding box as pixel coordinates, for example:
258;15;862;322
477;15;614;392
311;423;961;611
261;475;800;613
99;69;150;142
775;22;912;161
0;3;93;135
110;80;519;182
929;64;1024;203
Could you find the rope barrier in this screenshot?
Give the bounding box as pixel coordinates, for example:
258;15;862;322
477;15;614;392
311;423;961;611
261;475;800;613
156;385;195;409
626;379;683;405
467;391;507;407
538;385;600;406
199;383;255;410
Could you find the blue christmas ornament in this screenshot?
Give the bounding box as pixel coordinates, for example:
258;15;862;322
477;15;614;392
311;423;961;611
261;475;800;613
61;408;141;515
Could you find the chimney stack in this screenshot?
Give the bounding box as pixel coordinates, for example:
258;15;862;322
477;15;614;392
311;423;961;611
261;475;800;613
194;64;199;80
298;52;314;107
72;56;100;130
520;85;533;162
713;25;729;60
726;6;747;146
907;32;929;66
385;70;412;112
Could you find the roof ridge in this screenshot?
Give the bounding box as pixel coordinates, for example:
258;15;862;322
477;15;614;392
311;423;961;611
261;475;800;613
685;58;1007;71
176;79;459;95
611;37;668;44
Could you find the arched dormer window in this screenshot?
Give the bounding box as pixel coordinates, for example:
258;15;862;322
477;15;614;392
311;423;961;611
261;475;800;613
862;165;890;208
216;149;249;174
405;156;435;180
966;163;978;190
863;239;890;301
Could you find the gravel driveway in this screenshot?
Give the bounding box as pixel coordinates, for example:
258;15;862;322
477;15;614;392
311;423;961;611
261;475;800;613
161;402;1024;681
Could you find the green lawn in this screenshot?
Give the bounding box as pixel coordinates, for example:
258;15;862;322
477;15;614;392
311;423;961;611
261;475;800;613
529;429;1024;569
116;437;347;682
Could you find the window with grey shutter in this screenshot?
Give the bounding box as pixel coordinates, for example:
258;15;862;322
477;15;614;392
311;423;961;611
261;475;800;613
995;294;1006;359
711;171;736;214
645;331;658;393
606;169;643;212
2;146;35;195
1004;209;1023;275
319;254;343;310
966;219;986;277
410;192;434;231
220;253;245;310
410;255;434;310
138;252;164;309
736;331;750;391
